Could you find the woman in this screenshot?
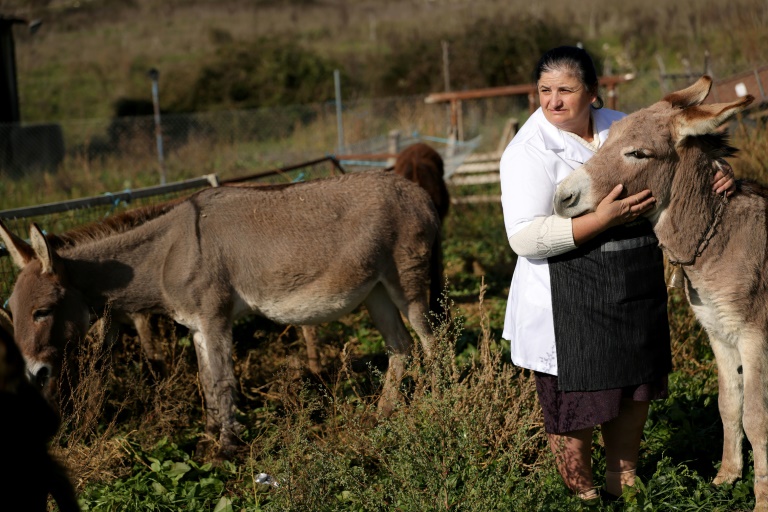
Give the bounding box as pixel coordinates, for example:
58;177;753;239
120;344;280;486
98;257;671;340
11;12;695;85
499;46;734;500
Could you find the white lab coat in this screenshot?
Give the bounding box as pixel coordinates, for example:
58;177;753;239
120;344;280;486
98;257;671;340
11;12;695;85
499;106;625;375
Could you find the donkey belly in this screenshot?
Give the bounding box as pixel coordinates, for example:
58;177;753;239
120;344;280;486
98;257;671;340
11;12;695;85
233;279;378;325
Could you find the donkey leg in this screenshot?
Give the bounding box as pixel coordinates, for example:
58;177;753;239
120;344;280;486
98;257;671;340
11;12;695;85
130;312;167;378
403;299;436;360
379;279;435;359
365;284;415;417
192;331;221;441
710;337;745;485
301;325;323;374
739;335;768;510
192;324;241;458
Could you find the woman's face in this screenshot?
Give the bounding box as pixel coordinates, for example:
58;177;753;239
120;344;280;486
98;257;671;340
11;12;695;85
537;69;597;136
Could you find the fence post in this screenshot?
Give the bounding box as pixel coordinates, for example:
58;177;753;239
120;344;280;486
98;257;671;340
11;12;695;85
148;68;166;185
334;69;345;154
387;130;400;167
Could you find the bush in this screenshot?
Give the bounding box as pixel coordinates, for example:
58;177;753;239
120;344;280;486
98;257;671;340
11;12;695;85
183;37;343;111
366;16;585;97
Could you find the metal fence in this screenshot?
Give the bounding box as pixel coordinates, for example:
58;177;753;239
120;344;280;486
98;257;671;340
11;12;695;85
0;92;529;302
1;93;528;183
0;156;346;303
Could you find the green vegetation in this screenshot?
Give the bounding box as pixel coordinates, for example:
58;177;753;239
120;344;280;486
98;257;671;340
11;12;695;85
5;0;768;121
35;193;766;511
1;0;768;509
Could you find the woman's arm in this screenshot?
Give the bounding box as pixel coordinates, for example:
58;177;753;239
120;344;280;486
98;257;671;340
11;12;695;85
508;215;575;259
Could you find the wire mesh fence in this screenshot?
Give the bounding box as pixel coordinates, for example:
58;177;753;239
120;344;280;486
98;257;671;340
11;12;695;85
0;92;530;303
0;157;348;303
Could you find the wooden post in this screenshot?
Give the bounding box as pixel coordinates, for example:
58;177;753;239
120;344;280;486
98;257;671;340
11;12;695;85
442;40;451;92
449;99;459;139
497;117;519;154
528;91;537;114
456;99;464;142
387;130;400;167
606;83;617;110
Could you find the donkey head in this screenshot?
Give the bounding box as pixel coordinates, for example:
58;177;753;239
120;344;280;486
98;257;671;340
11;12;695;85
0;221;90;408
554;76;754;221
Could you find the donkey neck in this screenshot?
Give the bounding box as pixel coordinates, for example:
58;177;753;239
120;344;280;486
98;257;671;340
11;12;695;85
57;218;173;312
655;152;725;266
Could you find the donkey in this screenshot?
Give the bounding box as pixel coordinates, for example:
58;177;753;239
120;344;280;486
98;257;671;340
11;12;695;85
0;308;80;512
552;76;768;509
393;142;450;223
0;170;440;458
394;142;449;317
301;143;450;373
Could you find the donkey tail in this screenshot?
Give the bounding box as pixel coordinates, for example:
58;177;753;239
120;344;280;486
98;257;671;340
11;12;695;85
429;230;447;323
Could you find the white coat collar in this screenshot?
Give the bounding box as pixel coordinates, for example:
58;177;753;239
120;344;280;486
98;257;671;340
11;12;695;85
537;107;613;164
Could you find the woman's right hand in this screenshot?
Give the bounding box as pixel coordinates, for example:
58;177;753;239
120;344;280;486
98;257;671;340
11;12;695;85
571;184;656;245
594;184;656;229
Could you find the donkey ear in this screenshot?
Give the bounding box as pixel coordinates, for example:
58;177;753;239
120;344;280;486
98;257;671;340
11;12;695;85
676;95;755;140
29;224;57;275
0;220;35;269
664;75;713;108
0;308;12;338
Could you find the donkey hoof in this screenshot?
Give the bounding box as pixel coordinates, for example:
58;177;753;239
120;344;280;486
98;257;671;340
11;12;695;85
712;471;739;486
377;400;397;419
195;437;217;460
213;444;238;463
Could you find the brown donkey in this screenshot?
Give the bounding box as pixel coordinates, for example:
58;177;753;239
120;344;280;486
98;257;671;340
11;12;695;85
393;142;450;223
0;170;440;459
0;308;79;512
302;143;450;373
553;77;767;509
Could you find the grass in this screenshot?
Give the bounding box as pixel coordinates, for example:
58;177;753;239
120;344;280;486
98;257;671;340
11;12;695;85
5;0;768;122
1;1;767;508
8;181;751;511
0;97;765;511
0;94;764;512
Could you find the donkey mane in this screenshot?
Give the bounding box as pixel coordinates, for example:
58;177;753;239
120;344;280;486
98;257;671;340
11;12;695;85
48;198;185;249
684;132;738;160
224;181;304;192
49;180;312;249
736;179;768;199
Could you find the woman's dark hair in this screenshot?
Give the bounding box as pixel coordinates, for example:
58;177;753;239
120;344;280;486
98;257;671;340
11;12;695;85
534;46;604;109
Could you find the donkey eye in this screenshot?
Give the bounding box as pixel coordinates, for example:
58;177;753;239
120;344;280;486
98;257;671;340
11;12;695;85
33;309;52;321
625;150;650;160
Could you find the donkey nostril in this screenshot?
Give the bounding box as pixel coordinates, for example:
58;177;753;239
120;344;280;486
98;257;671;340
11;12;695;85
35;366;51;388
560;191;579;208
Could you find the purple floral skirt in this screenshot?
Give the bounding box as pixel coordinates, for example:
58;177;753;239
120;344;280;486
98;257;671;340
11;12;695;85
534;371;669;434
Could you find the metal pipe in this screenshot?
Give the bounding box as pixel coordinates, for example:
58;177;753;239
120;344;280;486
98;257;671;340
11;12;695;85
148;68;166;185
334;69;345;154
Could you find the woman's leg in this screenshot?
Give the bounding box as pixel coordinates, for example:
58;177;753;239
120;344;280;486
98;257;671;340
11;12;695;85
548;427;595;496
601;399;650;496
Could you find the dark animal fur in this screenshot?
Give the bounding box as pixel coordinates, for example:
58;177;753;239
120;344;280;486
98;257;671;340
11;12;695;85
394;143;450;222
0;316;79;511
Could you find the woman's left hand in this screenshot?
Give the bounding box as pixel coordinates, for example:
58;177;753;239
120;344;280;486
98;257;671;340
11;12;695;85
713;160;736;197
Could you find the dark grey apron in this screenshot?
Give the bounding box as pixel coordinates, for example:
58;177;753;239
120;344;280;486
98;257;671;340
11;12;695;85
548;219;672;391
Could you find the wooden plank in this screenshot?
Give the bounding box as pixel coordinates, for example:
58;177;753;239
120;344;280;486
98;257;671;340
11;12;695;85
451;194;500;204
449;174;500;186
454;162;500;174
425;75;635;104
462;151;502;163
